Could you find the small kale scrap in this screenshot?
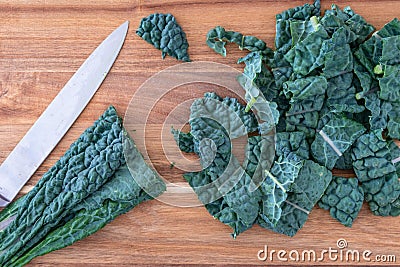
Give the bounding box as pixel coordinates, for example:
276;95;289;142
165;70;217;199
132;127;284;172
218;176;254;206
0;107;166;266
206;26;270;57
137;13;190;61
352;131;400;216
319;176;364;227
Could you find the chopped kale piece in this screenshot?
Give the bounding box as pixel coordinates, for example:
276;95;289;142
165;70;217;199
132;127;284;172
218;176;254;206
319;176;364;227
137;13;190;61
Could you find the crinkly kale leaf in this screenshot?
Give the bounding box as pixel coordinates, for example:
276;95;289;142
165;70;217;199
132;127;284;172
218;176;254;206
276;131;310;160
334;148;353;170
237;51;279;103
259;160;332;237
136;13;190;61
275;0;321;53
171;129;195;153
326;73;364;114
352;130;400;216
259;153;303;227
283;76;327;139
353;19;400;138
175;93;264;237
311;114;366;170
352;130;395;182
0;107;166;266
319;176;364;227
355;18;400;75
206;26;270;57
244;135;275;182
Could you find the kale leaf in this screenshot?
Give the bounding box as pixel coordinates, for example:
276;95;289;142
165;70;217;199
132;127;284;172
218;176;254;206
259;160;332;237
137;13;190;61
177;93;264;237
319;176;364;227
259;152;303;227
275;0;321;54
276;131;310;160
311;114;366;170
0;107;166;266
352;130;400;216
206;26;270;57
171;129;195;153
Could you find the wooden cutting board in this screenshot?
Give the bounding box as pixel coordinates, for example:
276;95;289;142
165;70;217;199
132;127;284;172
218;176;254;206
0;0;399;265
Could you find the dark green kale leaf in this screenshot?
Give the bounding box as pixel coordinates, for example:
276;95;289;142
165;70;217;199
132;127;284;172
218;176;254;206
284;21;330;76
272;0;320;88
259;160;332;237
283;76;327;139
0;106;126;265
183;171;253;237
276;131;310;160
379;65;400;102
355;18;400;75
320;24;358;78
237;51;279;103
322;4;374;47
362;172;400;216
380;36;400;65
178;93;264;237
244;135;275;181
206;26;270;57
352;130;400;216
12;156;165;267
136;13;190;61
259;152;303;227
334;148;353;170
319;176;364;227
311;114;366;170
283;75;327;102
356;56;400;138
0;107;166;266
275;0;321;53
171;128;194;153
271;52;294;91
388;140;400;176
354;59;390;131
352;130;396;182
379;65;400;138
326;73;364;114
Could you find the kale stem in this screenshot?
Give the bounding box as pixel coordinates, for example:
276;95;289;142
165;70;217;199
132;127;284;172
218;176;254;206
310;16;319;31
392;156;400;164
284;200;310;214
318;130;343;156
245;97;257;112
265;170;286;193
355;86;380;100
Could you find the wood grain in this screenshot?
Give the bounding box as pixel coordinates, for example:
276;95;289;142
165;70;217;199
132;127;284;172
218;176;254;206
0;0;399;265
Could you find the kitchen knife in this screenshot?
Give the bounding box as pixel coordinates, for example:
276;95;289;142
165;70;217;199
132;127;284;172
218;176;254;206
0;21;129;208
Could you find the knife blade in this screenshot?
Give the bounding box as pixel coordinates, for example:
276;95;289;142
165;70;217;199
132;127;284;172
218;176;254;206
0;21;129;207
